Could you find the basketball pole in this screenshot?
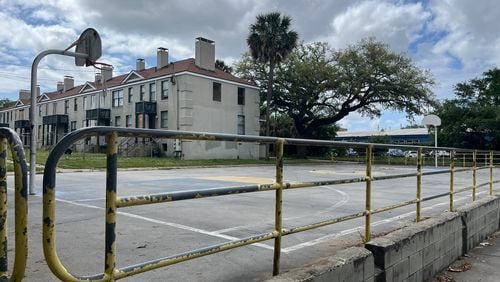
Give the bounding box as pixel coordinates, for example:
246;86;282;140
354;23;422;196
29;50;89;195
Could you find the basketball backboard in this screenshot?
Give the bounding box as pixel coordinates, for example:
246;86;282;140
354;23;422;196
75;28;102;66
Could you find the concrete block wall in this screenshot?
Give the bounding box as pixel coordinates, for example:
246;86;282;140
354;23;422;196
365;212;462;282
456;196;500;253
268;195;500;282
268;247;374;282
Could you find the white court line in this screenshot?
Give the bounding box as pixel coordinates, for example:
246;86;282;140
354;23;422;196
282;191;487;253
9;189;278;253
213;186;350;234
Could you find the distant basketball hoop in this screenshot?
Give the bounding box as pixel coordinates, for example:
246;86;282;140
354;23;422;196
422;114;441;127
74;28;102;66
422;114;442;167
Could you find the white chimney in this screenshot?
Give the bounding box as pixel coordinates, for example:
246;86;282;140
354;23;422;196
102;66;113;82
19;89;30;100
195;37;215;71
95;73;102;84
57;81;64;92
136;58;145;71
63;76;74;92
157;47;169;69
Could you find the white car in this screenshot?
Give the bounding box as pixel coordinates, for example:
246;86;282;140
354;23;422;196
405;151;418;158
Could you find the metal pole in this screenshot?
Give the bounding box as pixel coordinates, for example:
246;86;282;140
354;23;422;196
434;125;438;167
105;132;117;280
449;151;454;211
365;145;372;242
29;49;88;195
272;139;284;276
0;138;7;278
490;151;494;195
417;148;422;222
472;150;477;201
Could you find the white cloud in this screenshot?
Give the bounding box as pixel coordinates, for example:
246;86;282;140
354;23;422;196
324;0;430;51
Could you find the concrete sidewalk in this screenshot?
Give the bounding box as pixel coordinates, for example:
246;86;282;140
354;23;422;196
435;230;500;282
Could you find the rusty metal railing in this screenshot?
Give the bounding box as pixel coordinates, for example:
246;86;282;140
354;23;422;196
0;128;28;281
42;127;499;281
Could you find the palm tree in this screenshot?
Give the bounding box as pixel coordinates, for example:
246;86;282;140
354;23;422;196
247;12;298;157
215;59;233;73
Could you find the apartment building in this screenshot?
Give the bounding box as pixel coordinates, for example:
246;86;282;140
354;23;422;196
0;37;261;159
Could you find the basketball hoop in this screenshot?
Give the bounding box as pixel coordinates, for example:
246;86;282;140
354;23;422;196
74;28;102;67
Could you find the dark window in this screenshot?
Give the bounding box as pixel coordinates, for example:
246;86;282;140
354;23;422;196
149;83;156;101
161;80;168;99
237;87;245;105
128;87;133;103
213;82;221;102
74;98;78;111
52;102;57;114
114;116;121;127
112;90;124;107
140;85;145;101
160;111;168;128
64;100;69;114
126;115;132;127
237;115;245;135
70;121;77;131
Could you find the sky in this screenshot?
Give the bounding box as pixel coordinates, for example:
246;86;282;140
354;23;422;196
0;0;499;131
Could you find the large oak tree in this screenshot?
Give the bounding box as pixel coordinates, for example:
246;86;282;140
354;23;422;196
236;39;437;139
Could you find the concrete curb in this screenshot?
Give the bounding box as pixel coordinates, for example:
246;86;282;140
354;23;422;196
267;247;374;282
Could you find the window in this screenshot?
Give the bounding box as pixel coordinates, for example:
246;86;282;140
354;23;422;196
52;102;57;114
64;100;69;114
83;97;87;110
74;98;78;111
237;88;245;105
213;82;221;102
126;115;132;127
70;121;77;131
112;90;124;107
114;116;121;127
90;95;96;109
160;111;168;128
149;83;156;101
161;80;168;99
237;115;245;135
140;85;145;101
128;87;133;103
6;112;9;122
38;106;41;117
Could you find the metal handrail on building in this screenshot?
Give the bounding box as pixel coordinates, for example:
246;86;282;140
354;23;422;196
0;128;28;281
41;127;499;281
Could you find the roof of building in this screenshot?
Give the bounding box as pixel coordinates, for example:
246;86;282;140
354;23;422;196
7;58;255;108
336;128;429;138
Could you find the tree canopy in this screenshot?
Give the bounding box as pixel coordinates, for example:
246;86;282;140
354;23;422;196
215;59;233;74
436;68;500;149
236;39;437;139
0;98;15;110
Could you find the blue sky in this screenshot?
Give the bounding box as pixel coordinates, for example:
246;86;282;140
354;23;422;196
0;0;499;131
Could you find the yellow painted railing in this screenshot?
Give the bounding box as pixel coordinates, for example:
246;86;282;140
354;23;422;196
40;127;499;281
0;128;28;281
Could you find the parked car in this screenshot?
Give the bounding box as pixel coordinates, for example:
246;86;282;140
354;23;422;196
386;149;405;157
427;150;450;157
346;148;359;156
405;151;418;158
